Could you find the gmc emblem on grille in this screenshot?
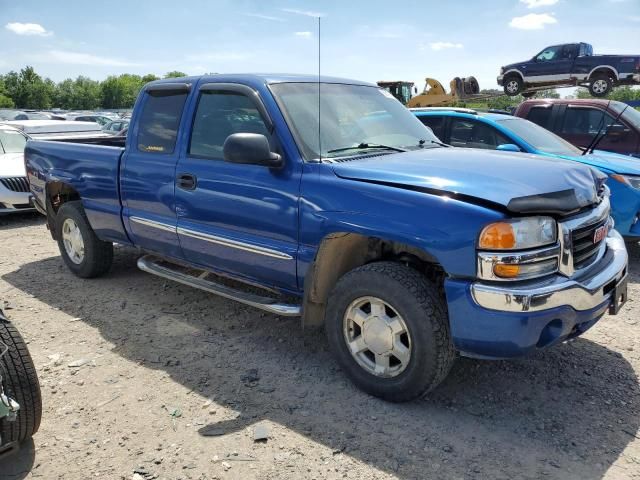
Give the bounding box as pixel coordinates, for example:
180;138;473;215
593;225;608;243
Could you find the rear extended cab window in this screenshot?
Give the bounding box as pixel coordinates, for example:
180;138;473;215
136;90;189;154
526;106;552;129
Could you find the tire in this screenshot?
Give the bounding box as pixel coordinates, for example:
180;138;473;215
55;201;113;278
325;261;456;402
503;75;523;96
0;317;42;452
589;74;613;97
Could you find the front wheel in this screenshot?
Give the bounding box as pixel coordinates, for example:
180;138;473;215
55;201;113;278
589;74;613;97
325;262;456;402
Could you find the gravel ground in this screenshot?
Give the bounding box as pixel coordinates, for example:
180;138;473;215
0;212;639;480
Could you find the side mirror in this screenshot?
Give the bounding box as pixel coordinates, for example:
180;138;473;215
223;133;283;168
496;143;522;152
608;124;629;137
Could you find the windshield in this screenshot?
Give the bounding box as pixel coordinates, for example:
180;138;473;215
0;128;28;154
496;117;582;155
611;102;640;130
270;83;439;160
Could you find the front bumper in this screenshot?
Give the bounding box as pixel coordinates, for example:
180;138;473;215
445;230;628;359
0;186;35;215
497;75;504;86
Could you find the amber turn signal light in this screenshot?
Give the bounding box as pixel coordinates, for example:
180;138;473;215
479;222;516;249
493;263;520;278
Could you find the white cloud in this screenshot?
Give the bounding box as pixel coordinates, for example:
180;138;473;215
281;8;325;17
509;13;557;30
244;13;285;22
519;0;559;8
37;50;139;67
5;22;53;36
294;31;312;38
429;41;464;51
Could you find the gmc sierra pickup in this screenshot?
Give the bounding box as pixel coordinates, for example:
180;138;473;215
25;74;629;401
498;42;640;97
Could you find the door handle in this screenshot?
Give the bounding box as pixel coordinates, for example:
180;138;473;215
177;173;197;190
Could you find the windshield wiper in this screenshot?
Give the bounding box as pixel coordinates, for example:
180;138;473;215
421;139;450;148
326;143;407;155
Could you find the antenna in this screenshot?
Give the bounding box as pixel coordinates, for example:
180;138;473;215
317;15;321;162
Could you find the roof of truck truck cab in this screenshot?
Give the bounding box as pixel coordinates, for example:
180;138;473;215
146;74;375;87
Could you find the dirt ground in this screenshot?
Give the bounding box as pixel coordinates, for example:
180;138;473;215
0;213;639;480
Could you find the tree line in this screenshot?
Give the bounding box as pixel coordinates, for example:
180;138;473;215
0;66;189;110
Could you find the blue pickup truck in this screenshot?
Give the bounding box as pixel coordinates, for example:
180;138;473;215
498;42;640;97
25;74;629;401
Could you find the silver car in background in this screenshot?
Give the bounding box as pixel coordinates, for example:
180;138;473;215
0;125;33;214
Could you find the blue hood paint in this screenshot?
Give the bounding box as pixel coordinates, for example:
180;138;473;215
331;148;603;212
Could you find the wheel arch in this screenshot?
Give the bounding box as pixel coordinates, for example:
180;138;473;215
302;232;444;329
45;181;81;239
503;69;524;82
588;65;619;81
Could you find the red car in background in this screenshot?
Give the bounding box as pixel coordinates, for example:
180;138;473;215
513;99;640;158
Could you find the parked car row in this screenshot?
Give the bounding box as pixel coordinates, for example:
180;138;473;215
23;74;629;402
0;109;130;135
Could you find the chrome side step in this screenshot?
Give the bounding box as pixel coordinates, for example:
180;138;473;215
137;255;301;317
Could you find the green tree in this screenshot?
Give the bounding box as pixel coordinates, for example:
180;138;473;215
575;86;640;101
3;66;55;109
0;76;15;108
141;74;160;84
54;76;102;109
164;71;188;78
100;74;144;109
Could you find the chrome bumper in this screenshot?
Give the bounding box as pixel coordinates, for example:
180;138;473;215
497;75;504;86
471;229;628;313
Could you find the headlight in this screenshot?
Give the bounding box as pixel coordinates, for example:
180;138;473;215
477;217;559;281
478;217;557;250
610;174;640;190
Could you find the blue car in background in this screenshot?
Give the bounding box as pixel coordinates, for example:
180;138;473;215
413;108;640;239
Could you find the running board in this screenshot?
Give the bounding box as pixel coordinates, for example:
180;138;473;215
137;255;301;317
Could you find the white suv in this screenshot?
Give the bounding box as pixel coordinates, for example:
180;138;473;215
0;125;33;214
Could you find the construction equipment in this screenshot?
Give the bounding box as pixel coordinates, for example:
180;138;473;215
376;81;416;105
378;76;490;107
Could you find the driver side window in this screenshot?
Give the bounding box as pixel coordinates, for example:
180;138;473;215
536;46;562;62
449;118;510;150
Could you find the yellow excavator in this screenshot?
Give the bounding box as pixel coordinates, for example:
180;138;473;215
378;76;482;107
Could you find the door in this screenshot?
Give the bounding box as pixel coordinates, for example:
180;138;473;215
447;118;511;150
175;83;301;291
525;45;573;84
121;83;190;259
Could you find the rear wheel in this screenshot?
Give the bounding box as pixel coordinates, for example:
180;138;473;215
55;201;113;278
589;74;613;97
0;318;42;454
325;262;456;402
503;76;523;96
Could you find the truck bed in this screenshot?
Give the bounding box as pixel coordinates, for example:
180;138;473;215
25;138;130;244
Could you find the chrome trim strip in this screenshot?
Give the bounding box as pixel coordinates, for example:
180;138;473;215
130;216;176;233
477;244;560;281
137;255;301;316
472;230;627;313
176;227;293;260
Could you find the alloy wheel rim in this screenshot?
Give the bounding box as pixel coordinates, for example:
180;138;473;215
506;80;519;93
593;80;607;94
62;218;85;264
343;296;412;378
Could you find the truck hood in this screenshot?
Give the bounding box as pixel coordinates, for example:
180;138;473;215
0;153;26;178
331;148;605;216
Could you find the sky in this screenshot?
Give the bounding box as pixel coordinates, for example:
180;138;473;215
0;0;639;92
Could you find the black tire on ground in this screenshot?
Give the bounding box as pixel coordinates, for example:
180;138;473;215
325;261;456;402
0;318;42;451
503;75;524;96
589;74;613;97
55;201;113;278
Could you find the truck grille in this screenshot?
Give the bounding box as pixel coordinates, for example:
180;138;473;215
0;177;29;193
571;217;608;270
